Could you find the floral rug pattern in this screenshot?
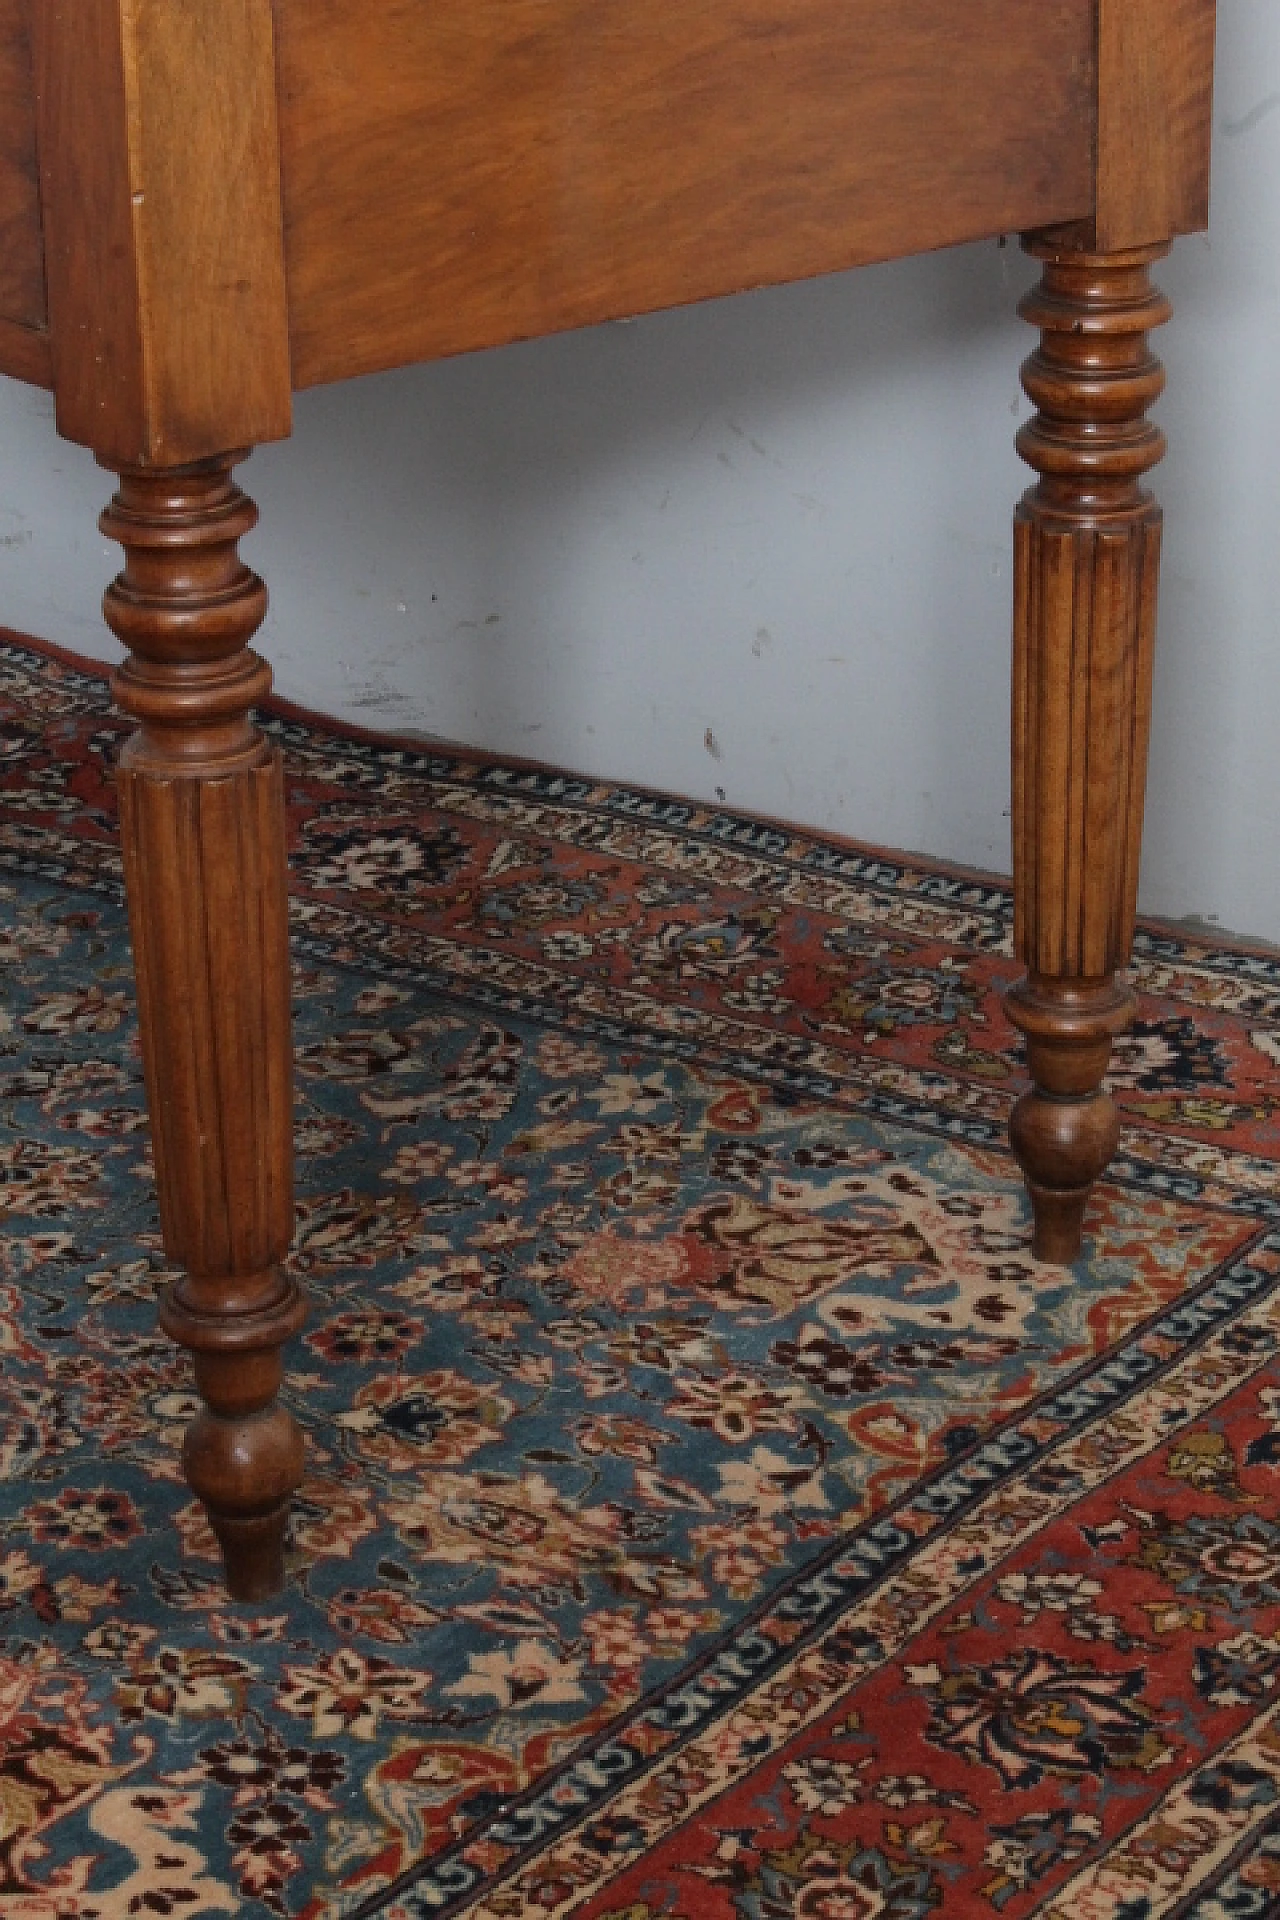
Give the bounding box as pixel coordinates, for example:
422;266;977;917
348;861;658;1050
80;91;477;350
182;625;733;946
0;632;1277;1917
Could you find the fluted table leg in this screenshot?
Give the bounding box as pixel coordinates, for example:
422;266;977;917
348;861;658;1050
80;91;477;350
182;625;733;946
1007;242;1171;1265
103;454;305;1601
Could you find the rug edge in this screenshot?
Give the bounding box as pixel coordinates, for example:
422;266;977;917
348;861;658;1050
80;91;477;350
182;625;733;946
3;622;1275;964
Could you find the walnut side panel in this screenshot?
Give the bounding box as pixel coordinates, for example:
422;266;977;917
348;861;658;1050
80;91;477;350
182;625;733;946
276;0;1097;387
0;0;47;338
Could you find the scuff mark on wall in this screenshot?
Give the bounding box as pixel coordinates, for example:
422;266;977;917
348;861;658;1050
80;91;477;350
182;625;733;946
1222;94;1280;137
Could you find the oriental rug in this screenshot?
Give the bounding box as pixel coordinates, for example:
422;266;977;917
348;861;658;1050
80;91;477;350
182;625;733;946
0;630;1278;1919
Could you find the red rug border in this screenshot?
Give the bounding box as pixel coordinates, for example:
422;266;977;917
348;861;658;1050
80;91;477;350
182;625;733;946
4;619;1273;965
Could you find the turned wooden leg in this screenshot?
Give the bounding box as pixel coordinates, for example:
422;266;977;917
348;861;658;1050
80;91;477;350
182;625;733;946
1007;241;1170;1264
103;454;305;1601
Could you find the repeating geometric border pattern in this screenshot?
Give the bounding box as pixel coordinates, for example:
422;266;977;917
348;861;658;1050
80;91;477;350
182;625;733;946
372;1232;1280;1916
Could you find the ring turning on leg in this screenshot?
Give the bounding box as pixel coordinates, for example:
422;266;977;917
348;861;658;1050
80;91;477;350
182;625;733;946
1007;241;1171;1264
103;455;305;1601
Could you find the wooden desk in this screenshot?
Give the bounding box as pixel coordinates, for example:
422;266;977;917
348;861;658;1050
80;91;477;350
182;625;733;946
0;0;1217;1600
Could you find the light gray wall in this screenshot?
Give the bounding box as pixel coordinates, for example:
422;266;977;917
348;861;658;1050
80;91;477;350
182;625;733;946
2;1;1276;938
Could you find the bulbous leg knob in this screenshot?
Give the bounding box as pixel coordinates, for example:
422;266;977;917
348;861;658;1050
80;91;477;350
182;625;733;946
105;455;304;1600
163;1307;308;1603
1006;975;1134;1263
1007;241;1169;1264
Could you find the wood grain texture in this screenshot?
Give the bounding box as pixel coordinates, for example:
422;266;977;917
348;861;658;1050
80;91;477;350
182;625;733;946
33;0;291;466
1013;520;1162;979
1096;0;1217;249
275;0;1097;388
0;315;51;388
105;458;305;1602
0;0;45;333
1007;242;1171;1266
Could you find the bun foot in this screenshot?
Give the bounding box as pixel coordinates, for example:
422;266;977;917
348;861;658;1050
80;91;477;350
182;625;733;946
175;1345;307;1603
181;1392;305;1603
1006;974;1134;1264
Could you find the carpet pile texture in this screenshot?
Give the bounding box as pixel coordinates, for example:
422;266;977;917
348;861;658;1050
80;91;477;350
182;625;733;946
0;632;1278;1918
